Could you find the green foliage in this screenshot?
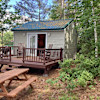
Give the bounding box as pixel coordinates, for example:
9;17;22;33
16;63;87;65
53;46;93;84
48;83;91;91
47;54;100;95
77;70;93;87
0;0;20;30
97;96;100;100
50;0;100;56
3;31;13;45
60;54;100;90
59;94;78;100
46;79;58;87
0;31;13;46
49;1;64;20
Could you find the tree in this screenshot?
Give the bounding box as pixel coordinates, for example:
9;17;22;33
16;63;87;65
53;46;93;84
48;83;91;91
0;0;21;30
49;1;64;20
0;0;20;46
91;0;98;57
49;0;71;20
14;0;51;21
67;0;100;57
3;31;13;45
50;0;100;57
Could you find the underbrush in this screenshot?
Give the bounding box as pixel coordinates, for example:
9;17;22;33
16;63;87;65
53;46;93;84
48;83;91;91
46;54;100;99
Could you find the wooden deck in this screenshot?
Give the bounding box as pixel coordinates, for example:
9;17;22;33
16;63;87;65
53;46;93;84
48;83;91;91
0;47;63;74
0;56;59;68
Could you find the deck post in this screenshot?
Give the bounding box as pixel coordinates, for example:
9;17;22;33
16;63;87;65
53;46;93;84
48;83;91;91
23;47;25;63
60;48;63;61
9;47;11;62
43;49;45;65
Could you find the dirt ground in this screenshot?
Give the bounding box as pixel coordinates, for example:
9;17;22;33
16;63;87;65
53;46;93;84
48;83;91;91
0;65;100;100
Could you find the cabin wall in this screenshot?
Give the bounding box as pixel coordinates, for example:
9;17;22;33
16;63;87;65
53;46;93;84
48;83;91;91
47;31;64;48
14;31;27;47
64;22;77;59
13;30;64;49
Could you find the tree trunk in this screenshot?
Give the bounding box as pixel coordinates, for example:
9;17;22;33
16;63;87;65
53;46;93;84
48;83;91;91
91;1;98;58
38;1;40;21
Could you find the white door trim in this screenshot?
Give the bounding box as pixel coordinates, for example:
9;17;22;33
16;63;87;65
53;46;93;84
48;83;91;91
27;32;47;48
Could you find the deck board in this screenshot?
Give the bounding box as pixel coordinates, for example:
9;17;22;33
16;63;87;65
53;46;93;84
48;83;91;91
0;56;59;69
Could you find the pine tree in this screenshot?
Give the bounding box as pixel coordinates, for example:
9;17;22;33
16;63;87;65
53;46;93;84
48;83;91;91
14;0;51;21
50;0;100;57
67;0;100;57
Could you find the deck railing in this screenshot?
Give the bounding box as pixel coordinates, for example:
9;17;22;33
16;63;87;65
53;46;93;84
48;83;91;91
23;48;63;65
0;47;11;61
11;46;19;56
0;46;63;64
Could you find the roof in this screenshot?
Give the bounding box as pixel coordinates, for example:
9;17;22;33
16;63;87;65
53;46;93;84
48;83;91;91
12;19;73;31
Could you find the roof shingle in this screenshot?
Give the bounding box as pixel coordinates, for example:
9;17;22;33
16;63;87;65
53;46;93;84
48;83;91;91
12;19;73;31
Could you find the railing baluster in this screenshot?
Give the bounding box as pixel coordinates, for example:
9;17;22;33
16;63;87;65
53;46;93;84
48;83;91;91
60;48;63;61
9;47;11;62
32;48;33;61
43;49;45;65
34;49;35;61
36;49;37;62
9;47;63;64
23;47;25;63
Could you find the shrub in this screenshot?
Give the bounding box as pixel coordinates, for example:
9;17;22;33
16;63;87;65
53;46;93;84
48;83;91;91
47;54;100;95
77;70;93;87
59;54;100;90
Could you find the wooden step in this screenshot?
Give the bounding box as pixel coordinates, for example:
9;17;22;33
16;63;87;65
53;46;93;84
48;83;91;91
7;77;37;98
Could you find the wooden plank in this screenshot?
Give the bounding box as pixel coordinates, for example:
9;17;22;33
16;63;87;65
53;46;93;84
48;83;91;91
7;77;37;98
0;83;8;96
0;68;29;84
8;64;21;67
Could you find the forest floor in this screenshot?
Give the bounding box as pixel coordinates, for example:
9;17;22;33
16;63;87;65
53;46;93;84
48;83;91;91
0;65;100;100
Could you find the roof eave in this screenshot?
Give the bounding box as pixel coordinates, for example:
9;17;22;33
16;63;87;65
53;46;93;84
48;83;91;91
63;18;74;28
11;28;64;31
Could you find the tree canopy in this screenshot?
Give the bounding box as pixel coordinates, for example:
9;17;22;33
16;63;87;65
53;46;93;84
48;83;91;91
0;0;21;46
14;0;51;21
0;0;20;31
50;0;100;57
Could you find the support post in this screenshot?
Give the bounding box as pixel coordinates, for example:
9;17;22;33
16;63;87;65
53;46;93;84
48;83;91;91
60;48;63;61
23;47;25;63
43;49;45;65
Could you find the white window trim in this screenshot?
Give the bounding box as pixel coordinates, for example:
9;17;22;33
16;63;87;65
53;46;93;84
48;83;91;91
27;32;48;49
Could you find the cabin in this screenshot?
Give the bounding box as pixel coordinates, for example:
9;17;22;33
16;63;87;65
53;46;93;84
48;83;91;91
0;19;77;75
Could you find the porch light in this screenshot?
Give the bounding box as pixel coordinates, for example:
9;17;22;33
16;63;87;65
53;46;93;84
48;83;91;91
48;33;51;37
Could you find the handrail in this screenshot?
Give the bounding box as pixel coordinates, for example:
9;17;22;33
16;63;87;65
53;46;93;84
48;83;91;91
23;48;63;64
0;46;63;64
0;47;11;62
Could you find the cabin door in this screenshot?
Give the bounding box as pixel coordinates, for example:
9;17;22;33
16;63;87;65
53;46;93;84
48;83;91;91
28;34;37;56
37;34;46;55
38;34;46;48
29;35;37;48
